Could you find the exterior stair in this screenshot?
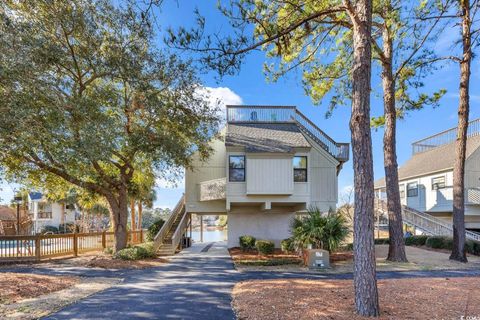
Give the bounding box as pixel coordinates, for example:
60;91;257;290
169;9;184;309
374;197;480;242
153;195;189;256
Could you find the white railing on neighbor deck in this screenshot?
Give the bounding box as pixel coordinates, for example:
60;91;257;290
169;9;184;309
374;197;480;242
466;188;480;205
412;118;480;155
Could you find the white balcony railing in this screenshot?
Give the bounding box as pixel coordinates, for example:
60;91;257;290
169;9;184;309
412;118;480;154
466;188;480;205
199;178;226;201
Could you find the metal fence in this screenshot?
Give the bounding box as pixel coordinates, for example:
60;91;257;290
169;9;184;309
0;230;144;262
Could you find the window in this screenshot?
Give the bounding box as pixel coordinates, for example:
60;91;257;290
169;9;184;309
399;184;405;198
407;182;418;197
432;176;446;190
229;156;245;182
293;156;307;182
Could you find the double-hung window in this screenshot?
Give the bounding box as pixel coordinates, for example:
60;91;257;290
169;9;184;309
407;182;418;197
293;156;307;182
399;184;405;198
229;156;245;182
431;176;446;190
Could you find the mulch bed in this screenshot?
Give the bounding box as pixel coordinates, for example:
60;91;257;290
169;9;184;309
70;253;170;269
229;248;353;266
0;273;79;305
229;248;302;266
233;277;480;319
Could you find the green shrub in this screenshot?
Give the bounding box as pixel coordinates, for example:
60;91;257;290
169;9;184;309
58;223;79;234
114;242;156;260
255;240;275;255
146;219;165;242
281;238;295;253
466;240;480;256
405;235;428;246
374;238;389;245
239;235;256;251
291;207;350;252
41;225;59;234
425;236;450;249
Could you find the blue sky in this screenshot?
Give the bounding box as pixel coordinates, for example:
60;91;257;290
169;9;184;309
1;1;479;208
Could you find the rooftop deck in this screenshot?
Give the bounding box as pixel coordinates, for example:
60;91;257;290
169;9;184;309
226;105;349;161
412;118;480;155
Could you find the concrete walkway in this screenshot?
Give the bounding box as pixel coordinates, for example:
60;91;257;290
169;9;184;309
45;241;237;320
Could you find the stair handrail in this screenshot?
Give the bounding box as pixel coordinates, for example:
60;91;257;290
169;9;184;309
153;194;185;251
170;207;189;252
374;197;480;242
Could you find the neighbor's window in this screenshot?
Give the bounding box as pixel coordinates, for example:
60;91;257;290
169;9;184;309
407;182;418;197
293;156;307;182
432;176;446;190
229;156;245;182
399;184;405;198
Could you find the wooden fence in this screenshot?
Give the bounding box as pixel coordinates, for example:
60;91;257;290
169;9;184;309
0;230;144;262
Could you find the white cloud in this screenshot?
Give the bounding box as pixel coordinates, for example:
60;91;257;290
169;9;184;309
204;86;243;109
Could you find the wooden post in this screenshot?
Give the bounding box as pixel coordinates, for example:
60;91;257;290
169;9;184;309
189;214;192;240
140;229;143;243
200;215;203;243
102;231;106;249
35;234;41;261
73;233;78;257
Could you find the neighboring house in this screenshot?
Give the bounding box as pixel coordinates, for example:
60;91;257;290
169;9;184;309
28;192;76;234
0;206;17;235
185;105;349;247
374;118;480;231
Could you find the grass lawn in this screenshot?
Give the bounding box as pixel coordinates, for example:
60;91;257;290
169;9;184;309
0;273;79;305
233;277;480;319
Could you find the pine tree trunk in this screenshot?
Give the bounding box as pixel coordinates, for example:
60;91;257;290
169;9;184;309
350;0;380;316
106;188;129;252
451;0;471;263
381;25;407;263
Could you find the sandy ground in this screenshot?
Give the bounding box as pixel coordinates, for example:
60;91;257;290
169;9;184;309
233;277;480;320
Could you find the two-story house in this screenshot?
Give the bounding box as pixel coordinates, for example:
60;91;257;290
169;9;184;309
185;105;349;247
374;118;480;231
28;192;76;234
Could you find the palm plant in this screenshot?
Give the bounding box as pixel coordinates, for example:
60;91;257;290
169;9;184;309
291;207;350;252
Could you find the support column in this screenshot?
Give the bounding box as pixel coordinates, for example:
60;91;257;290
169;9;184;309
200;215;203;243
189;214;192;239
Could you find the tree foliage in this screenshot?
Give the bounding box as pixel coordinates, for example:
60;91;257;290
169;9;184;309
0;0;219;250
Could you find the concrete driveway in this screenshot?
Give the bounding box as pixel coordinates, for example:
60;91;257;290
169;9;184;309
45;242;237;320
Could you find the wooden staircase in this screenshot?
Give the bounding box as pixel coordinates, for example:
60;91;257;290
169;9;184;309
153;195;189;256
374;197;480;242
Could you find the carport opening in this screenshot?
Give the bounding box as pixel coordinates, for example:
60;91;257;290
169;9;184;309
189;214;227;243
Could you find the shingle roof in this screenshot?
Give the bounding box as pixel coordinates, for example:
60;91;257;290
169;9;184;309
226;123;311;153
29;192;43;201
0;206;16;221
374;134;480;188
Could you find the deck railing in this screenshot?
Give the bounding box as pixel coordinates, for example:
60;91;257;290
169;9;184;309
226;105;349;161
412;118;480;154
227;105;296;123
0;230;144;262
